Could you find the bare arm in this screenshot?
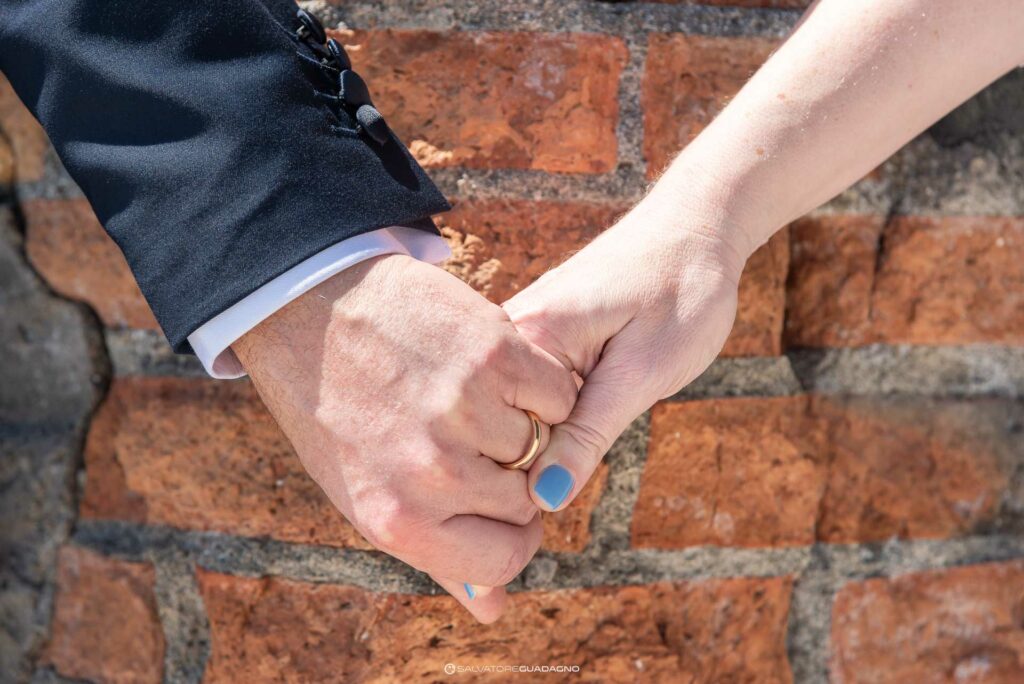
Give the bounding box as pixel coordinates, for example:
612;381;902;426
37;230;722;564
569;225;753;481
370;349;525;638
662;0;1024;256
507;0;1024;515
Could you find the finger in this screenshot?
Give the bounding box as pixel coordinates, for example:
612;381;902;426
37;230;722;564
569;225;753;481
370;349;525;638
425;512;543;587
430;574;508;624
507;336;578;425
476;404;550;466
527;348;651;512
458;456;539;526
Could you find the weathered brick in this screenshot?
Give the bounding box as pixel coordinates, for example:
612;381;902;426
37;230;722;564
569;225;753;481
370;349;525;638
44;546;164;684
784;215;885;348
439;198;620;303
441;198;786;356
814;398;1012;544
729;228;789;356
786;215;1024;348
632;397;826;549
871;216;1024;345
199;569;792;683
632;397;1014;548
338;30;627;174
24;198;158;330
643;34;778;178
80;377;369;548
831;561;1024;684
81;377;597;552
0;73;48;184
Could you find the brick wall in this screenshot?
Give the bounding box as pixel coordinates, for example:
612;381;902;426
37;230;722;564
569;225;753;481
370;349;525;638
2;1;1023;682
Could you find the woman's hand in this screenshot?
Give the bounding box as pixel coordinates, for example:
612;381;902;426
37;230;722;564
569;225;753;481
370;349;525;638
504;196;748;512
504;0;1024;514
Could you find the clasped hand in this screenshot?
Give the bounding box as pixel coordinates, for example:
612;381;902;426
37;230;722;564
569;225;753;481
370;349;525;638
235;197;748;623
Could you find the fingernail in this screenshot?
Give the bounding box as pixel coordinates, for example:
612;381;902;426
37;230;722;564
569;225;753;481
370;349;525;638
534;465;574;509
464;583;476;600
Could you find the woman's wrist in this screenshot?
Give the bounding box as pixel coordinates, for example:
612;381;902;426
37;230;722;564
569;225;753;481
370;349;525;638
652;138;787;259
611;188;748;289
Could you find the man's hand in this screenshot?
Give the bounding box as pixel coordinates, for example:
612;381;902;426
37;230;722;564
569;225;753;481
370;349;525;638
233;254;577;623
505;200;746;512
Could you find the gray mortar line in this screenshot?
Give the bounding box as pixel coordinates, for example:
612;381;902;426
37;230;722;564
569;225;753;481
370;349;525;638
28;667;94;684
17;139;1022;217
789;345;1024;399
582;412;652;554
151;550;210;684
103;330;1024;402
104;329;207;378
786;553;833;684
788;535;1024;684
310;0;799;38
615;27;649;180
70;521;1024;593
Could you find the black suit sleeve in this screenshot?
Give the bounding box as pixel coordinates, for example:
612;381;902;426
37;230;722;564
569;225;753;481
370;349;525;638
0;0;450;353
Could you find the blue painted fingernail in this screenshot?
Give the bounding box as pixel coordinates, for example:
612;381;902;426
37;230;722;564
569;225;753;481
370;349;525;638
464;583;476;600
534;465;574;509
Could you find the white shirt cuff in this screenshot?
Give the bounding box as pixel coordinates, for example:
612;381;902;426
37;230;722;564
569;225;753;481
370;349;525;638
187;226;451;379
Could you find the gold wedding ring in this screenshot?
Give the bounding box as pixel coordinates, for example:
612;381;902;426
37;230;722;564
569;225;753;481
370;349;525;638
502;410;543;470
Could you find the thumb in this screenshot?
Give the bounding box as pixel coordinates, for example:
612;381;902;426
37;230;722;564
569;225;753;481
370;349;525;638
430;575;508;625
526;351;650;512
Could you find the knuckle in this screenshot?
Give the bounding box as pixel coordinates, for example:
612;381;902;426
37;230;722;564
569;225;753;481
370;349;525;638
508;493;538;527
552;380;578;424
493;535;532;586
561;421;610;463
360;496;420;554
427;386;469;427
487;334;517;372
426;453;466;489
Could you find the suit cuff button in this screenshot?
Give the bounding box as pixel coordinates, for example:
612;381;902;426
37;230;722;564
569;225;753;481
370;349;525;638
326;39;352;71
296;9;327;45
339;69;373;107
356;105;390;145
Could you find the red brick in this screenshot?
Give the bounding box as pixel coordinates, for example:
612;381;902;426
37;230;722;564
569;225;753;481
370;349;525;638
632;397;827;549
784;215;885;348
728;228;789;356
814;398;1009;544
81;377;596;552
871;216;1024;346
786;215;1024;348
831;561;1024;684
439;198;620;302
198;569;793;683
24;198;158;329
643;34;778;178
441;198;786;356
0;73;48;183
338;30;627;174
80;377;370;548
44;546;164;684
632;397;1012;548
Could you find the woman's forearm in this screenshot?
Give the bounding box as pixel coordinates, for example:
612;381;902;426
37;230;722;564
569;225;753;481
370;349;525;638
651;0;1024;257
